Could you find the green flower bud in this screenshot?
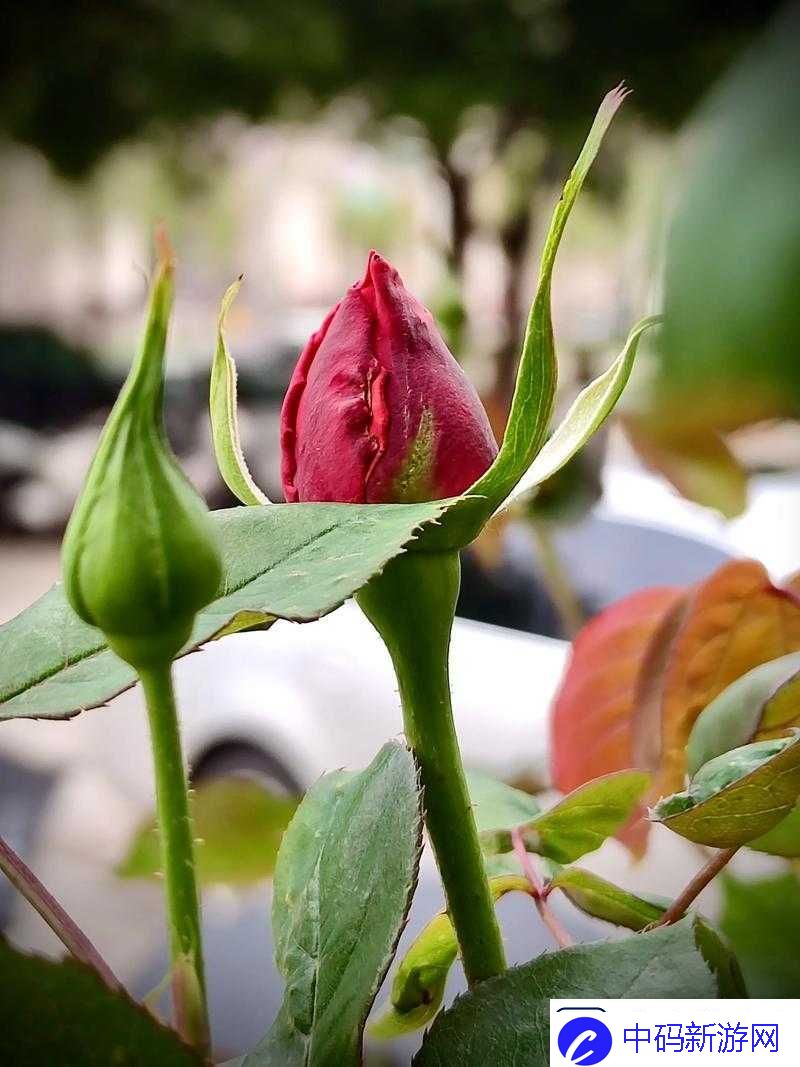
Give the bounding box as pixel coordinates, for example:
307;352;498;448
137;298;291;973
62;234;222;670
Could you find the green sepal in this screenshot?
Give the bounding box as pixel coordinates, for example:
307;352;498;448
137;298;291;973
422;85;631;550
210;278;271;506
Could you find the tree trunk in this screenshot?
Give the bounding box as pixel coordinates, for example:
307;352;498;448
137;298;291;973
442;158;470;276
491;207;533;412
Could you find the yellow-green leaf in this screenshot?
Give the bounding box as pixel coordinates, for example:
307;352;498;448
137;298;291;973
210;277;271;506
370;875;532;1039
118;778;298;886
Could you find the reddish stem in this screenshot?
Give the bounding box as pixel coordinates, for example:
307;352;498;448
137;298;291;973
0;834;121;991
511;828;573;949
653;847;739;928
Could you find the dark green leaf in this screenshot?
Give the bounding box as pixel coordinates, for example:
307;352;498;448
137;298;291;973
487;771;649;862
692;915;749;998
0;499;451;721
118;778;298;885
238;742;422;1067
652;735;800;847
0;938;204;1067
414;916;729;1067
548;866;666;931
467;771;541;837
687;652;800;776
720;873;800;997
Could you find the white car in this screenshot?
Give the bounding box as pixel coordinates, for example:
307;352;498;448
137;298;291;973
64;602;567;808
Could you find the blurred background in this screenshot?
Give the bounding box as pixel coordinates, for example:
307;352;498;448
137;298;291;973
1;1;799;1060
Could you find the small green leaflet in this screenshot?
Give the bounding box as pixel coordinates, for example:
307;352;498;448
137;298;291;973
686;652;800;776
503;315;661;510
466;771;541;836
652;735;800;847
231;743;421;1067
480;770;650;863
547;866;666;931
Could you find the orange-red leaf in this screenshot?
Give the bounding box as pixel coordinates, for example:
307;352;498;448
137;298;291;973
550;587;686;793
634;560;800;798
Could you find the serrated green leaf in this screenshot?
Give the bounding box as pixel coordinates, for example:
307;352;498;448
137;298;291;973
486;771;649;862
548;866;667;931
118;778;298;886
210;278;270;506
504;315;661;510
687;652;800;776
721;873;800;997
466;771;541;837
652;734;800;847
431;86;630;547
414;916;731;1067
524;771;650;862
370;874;531;1040
0;937;204;1067
692;914;749;998
0;499;452;721
236;742;422;1067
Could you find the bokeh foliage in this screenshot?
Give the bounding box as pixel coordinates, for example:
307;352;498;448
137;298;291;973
1;1;781;176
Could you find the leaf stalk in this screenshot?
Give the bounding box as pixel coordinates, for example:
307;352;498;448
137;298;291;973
653;847;739;928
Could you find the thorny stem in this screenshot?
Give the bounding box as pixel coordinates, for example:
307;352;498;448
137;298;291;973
357;550;507;986
511;828;573;949
0;834;121;991
139;663;209;1053
654;847;739;928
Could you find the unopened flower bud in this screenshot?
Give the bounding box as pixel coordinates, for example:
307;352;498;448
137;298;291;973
62;235;221;670
281;251;497;504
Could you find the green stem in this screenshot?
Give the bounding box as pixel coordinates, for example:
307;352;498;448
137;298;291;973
531;520;584;638
139;664;209;1053
358;550;507;985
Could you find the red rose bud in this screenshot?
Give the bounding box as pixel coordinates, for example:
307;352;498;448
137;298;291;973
281;251;498;504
